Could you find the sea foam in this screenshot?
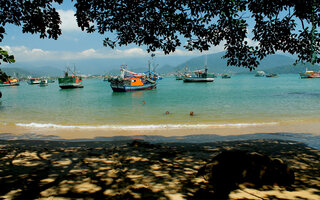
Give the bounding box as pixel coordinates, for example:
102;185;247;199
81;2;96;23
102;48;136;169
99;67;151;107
15;122;279;130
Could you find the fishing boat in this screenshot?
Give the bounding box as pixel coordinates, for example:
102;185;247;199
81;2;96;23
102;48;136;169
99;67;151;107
266;73;278;78
255;71;266;77
183;68;215;82
47;79;55;83
27;78;41;85
0;78;20;87
39;79;48;87
183;55;215;82
108;64;159;92
175;74;183;80
299;70;320;78
58;68;83;89
221;74;231;79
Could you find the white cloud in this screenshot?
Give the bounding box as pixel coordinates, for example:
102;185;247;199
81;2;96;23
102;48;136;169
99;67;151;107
58;9;81;32
0;46;153;62
1;43;231;63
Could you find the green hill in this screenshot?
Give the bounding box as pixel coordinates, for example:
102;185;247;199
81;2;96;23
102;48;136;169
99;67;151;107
174;52;296;73
265;63;320;74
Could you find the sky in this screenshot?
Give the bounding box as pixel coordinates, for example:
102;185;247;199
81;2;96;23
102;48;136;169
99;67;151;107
0;1;227;69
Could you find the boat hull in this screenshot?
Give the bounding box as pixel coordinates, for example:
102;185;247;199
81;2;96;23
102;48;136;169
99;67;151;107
183;77;214;82
59;85;84;89
111;83;157;92
299;72;320;78
59;83;83;89
0;83;20;87
28;80;41;85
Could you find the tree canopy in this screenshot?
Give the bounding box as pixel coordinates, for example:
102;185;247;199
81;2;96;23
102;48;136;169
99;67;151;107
0;0;319;70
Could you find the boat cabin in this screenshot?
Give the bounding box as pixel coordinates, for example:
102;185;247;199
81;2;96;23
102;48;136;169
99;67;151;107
130;77;144;86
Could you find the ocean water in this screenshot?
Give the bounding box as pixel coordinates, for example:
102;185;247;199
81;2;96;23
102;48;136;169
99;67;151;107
1;74;320;129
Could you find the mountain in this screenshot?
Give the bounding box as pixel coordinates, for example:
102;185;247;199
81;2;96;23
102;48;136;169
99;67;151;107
174;52;296;73
1;67;33;77
265;63;320;74
1;65;63;77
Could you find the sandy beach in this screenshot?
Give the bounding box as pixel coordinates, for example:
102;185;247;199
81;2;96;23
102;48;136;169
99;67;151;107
1;120;320;140
0;138;319;200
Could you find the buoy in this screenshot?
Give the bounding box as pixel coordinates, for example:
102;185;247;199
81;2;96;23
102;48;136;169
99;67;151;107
190;111;194;116
142;101;146;105
165;111;169;115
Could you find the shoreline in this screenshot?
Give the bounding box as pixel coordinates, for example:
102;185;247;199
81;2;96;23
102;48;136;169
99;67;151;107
1;120;320;139
1;121;320;151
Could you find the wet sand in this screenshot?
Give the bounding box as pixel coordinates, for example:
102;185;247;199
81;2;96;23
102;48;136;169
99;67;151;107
1;121;320;140
0;139;319;200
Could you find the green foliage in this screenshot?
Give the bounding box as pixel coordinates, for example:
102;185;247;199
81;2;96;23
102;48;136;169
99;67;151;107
74;0;320;70
0;68;9;83
0;48;15;65
0;0;319;70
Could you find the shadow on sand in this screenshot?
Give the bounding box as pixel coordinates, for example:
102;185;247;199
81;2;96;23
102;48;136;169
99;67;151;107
0;139;319;199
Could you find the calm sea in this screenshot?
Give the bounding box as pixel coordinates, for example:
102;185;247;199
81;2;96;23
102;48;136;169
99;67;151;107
1;74;320;129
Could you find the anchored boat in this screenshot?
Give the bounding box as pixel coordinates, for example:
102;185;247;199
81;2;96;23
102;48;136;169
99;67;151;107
0;78;20;87
183;55;215;82
108;65;159;92
39;79;48;87
27;78;41;85
58;68;83;89
255;71;266;77
183;69;215;82
266;73;278;78
221;74;231;79
299;70;320;78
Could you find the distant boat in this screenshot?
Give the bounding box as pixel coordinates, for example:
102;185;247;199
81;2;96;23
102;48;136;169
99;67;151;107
183;69;215;82
27;78;41;85
176;65;188;80
221;74;231;79
183;55;214;82
0;78;20;87
175;74;183;80
299;70;320;78
58;67;84;89
39;79;48;87
108;64;160;92
266;73;278;78
255;71;266;77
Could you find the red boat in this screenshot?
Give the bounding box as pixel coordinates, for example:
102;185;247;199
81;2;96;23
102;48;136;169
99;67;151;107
299;70;320;78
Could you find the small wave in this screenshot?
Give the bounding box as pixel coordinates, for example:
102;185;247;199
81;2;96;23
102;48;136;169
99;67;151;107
15;122;279;130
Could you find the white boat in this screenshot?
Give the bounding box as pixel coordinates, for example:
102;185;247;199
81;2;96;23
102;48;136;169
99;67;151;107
183;56;214;82
27;78;41;85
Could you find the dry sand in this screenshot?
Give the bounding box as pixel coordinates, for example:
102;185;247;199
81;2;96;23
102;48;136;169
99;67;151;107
0;139;319;200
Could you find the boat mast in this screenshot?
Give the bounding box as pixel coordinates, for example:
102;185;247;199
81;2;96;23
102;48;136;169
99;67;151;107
204;54;208;74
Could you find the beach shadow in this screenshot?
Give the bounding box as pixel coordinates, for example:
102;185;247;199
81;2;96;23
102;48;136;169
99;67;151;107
0;139;319;199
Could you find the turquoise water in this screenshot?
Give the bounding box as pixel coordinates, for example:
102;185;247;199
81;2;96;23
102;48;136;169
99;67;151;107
1;74;320;128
